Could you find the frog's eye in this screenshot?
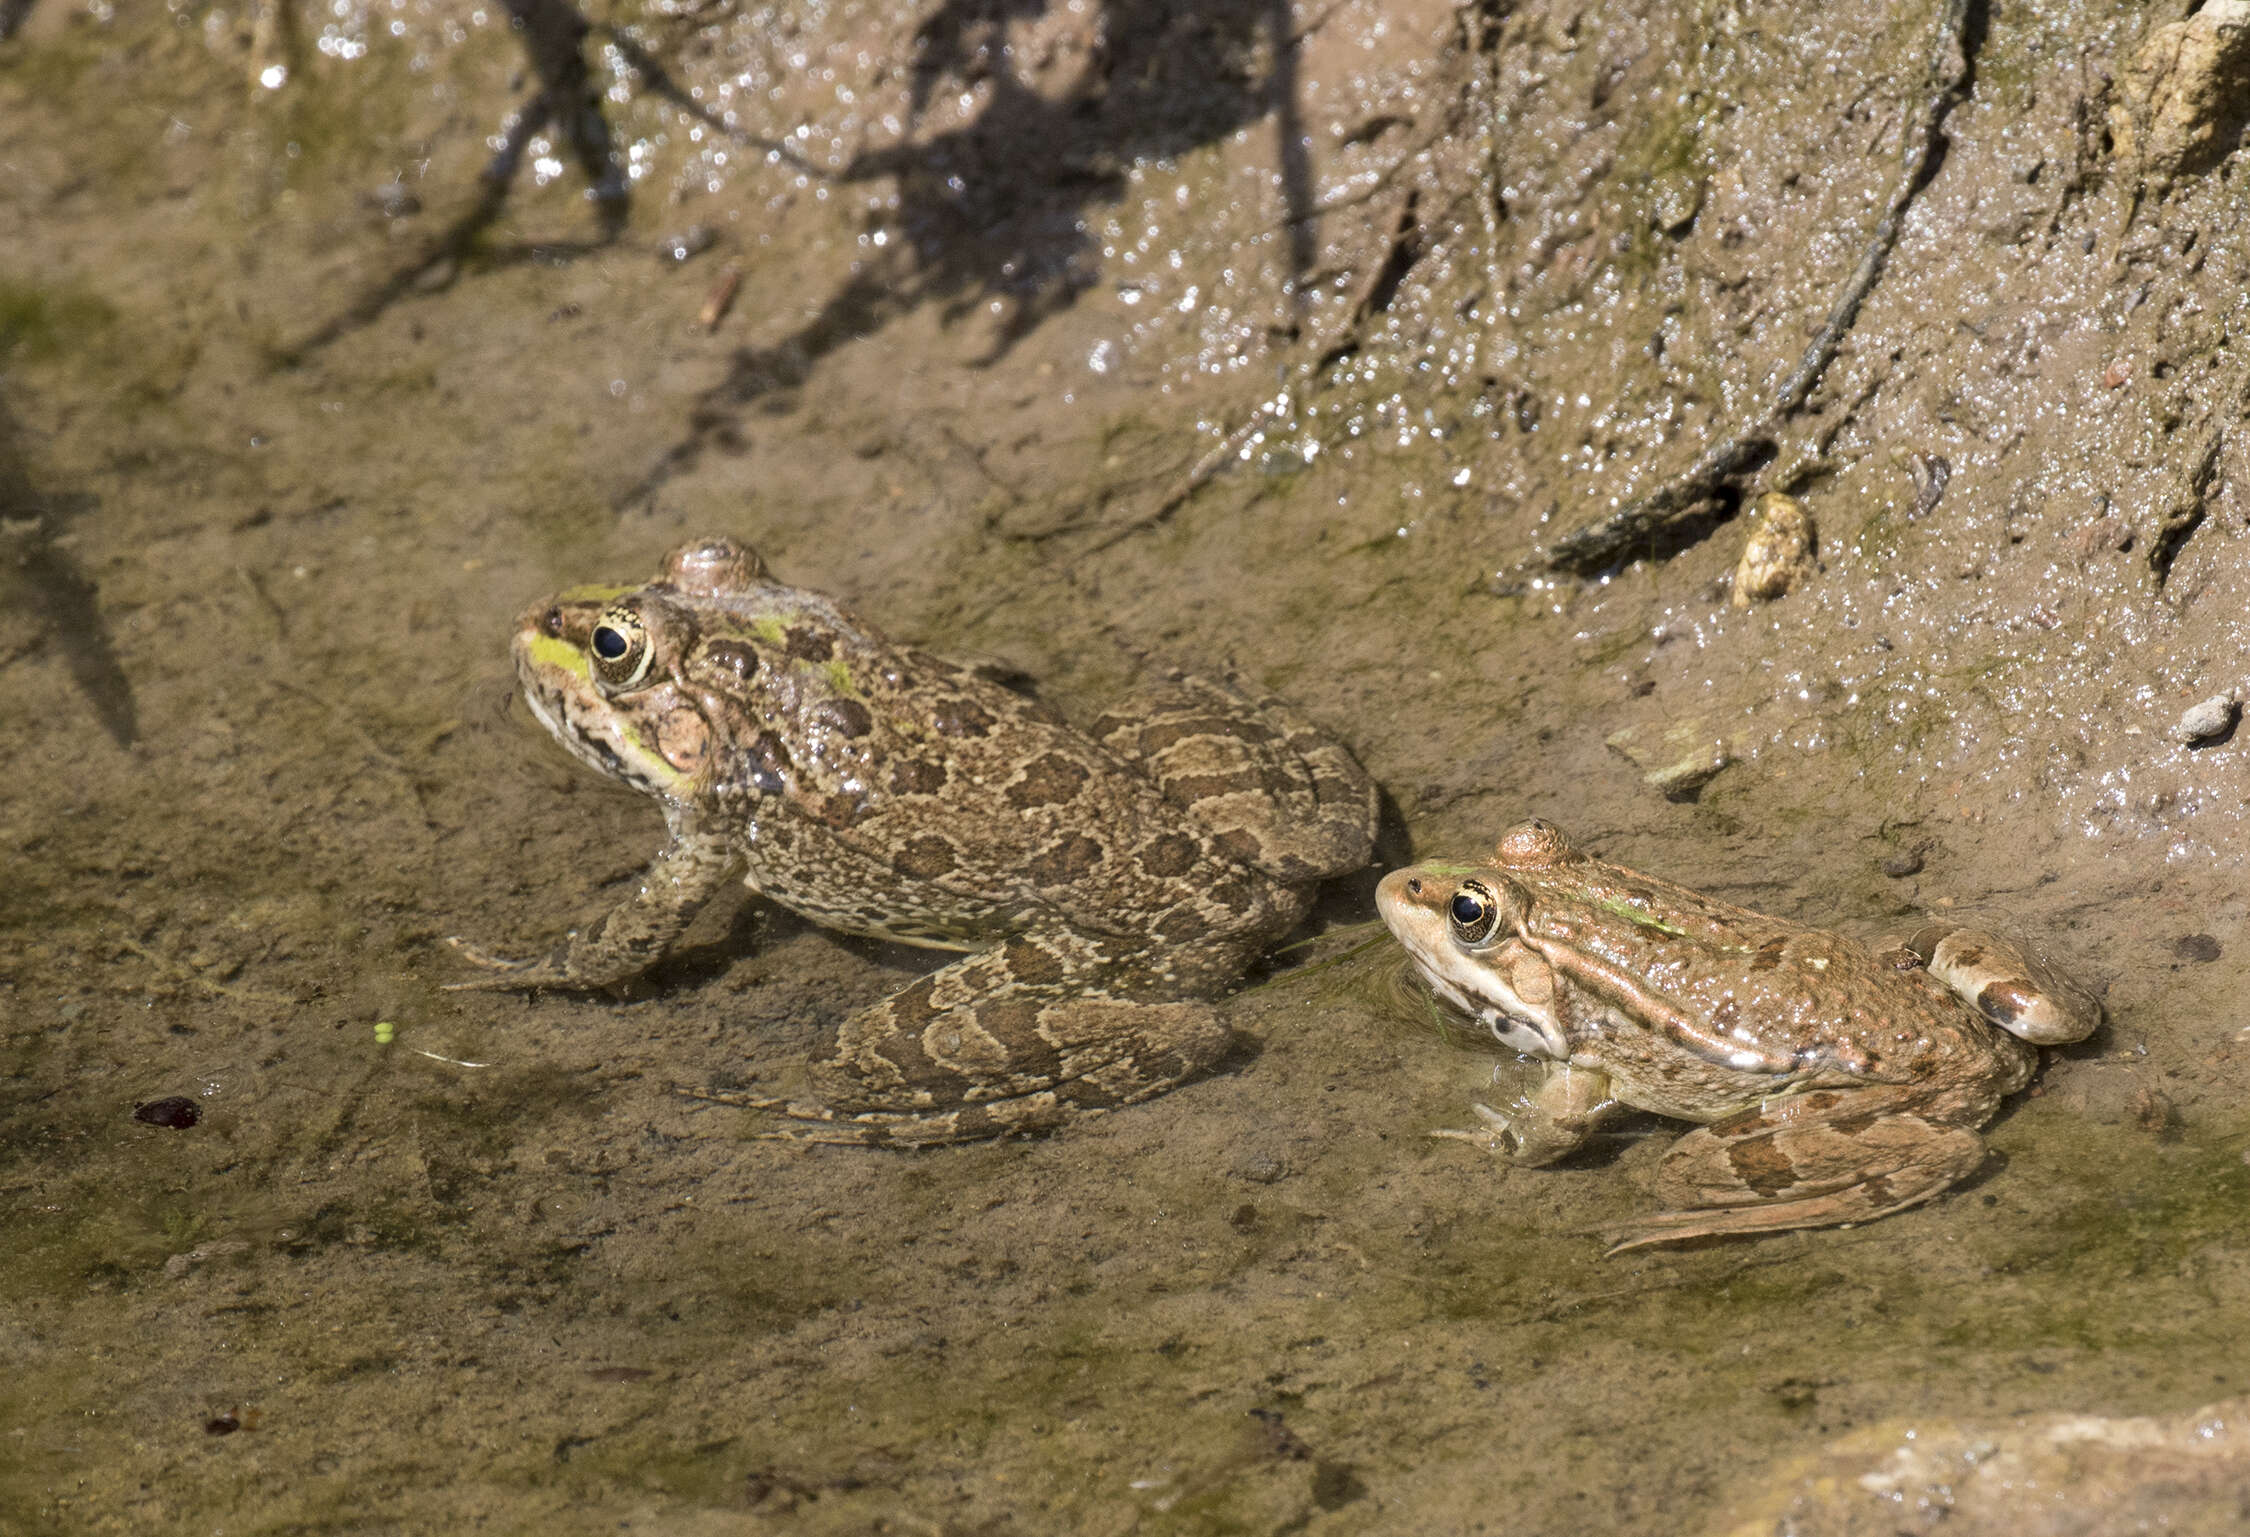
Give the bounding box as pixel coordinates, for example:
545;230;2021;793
589;606;657;692
1447;881;1500;945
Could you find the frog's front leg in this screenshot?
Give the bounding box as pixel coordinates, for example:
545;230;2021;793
449;828;736;990
1434;1060;1621;1166
1604;1086;1983;1254
693;928;1231;1146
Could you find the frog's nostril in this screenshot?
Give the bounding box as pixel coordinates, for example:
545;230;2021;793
543;606;565;637
1406;879;1422;895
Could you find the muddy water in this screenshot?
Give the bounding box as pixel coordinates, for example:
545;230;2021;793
6;0;2250;1531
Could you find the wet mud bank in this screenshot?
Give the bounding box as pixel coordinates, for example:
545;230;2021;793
6;0;2250;1530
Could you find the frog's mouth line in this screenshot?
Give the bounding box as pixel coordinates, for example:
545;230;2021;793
1397;938;1566;1061
521;677;682;800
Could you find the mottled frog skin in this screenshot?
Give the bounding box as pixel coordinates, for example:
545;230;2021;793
1377;820;2101;1253
457;537;1378;1143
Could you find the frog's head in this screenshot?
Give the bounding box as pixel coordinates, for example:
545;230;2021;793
508;537;782;805
1375;857;1570;1059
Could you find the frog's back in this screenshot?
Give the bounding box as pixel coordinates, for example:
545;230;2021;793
1515;857;2017;1104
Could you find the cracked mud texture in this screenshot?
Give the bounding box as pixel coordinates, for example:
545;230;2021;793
6;0;2250;1531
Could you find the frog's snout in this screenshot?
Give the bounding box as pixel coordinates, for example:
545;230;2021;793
1374;868;1430;934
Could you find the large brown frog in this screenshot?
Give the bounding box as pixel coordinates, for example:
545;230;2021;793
1378;820;2102;1252
456;536;1378;1143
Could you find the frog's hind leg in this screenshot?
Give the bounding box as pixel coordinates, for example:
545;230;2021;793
1602;1088;1987;1255
1898;924;2104;1046
684;932;1230;1147
1090;673;1376;882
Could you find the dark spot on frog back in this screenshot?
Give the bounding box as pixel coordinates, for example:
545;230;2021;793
810;792;868;829
1748;937;1789;972
1136;831;1202;878
724;734;791;797
891;758;949;796
697;638;760;683
1026;832;1105;886
895;834;959;879
931;696;995;739
1000;937;1068;987
1005;751;1092;809
817;697;874;738
783;626;834;662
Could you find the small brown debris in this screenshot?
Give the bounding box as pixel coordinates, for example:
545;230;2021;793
2103;357;2133;388
698;265;742;332
133;1096;201;1129
2172;932;2222;964
2130;1086;2181;1138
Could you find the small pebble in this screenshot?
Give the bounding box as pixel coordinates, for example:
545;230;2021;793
133;1096;201;1129
2170;694;2238;745
1879;850;1924;878
2173;933;2222;964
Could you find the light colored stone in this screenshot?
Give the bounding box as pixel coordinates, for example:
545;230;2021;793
1606;719;1735;799
2171;693;2238;745
1730;492;1816;608
2110;0;2250;183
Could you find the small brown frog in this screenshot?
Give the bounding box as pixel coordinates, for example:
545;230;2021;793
1378;819;2101;1252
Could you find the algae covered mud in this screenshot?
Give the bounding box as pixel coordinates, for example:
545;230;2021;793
7;0;2250;1530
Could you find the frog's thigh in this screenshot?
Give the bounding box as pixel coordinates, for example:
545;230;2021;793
1097;676;1374;878
1902;924;2103;1046
1612;1091;1985;1252
809;942;1228;1120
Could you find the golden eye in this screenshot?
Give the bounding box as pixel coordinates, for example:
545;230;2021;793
589;605;656;692
1447;881;1500;945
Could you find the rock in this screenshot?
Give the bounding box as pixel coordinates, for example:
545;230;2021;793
1647;169;1705;235
2170;694;2238;745
1710;1396;2250;1536
2109;0;2250;185
1729;493;1816;609
1606;719;1735;800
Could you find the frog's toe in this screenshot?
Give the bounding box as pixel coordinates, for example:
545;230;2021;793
442;937;568;989
679;1086;1080;1146
1430;1101;1516;1154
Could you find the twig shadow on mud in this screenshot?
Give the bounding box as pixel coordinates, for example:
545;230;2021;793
283;0;629;363
618;0;1318;510
0;395;137;748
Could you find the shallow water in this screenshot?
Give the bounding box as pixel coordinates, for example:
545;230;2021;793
7;0;2250;1530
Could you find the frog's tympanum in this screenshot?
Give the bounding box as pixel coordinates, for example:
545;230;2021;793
458;537;1378;1143
1377;820;2101;1253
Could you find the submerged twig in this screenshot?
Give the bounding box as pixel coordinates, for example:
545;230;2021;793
1526;0;1973;579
